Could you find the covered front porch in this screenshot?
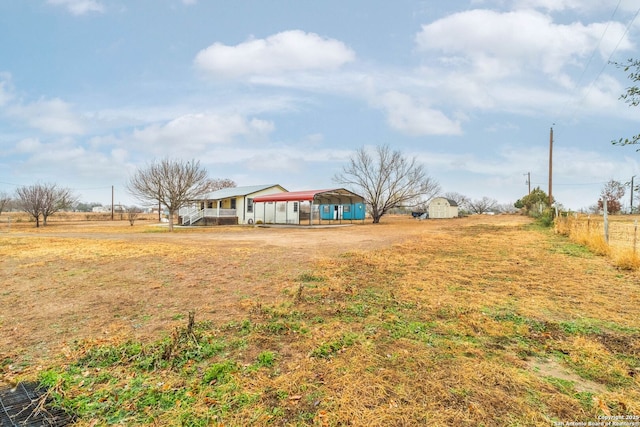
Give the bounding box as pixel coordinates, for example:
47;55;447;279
179;206;237;225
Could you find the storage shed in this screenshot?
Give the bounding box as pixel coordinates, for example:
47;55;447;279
428;197;459;219
252;188;365;225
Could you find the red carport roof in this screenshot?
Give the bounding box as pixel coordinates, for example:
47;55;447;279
253;189;335;203
253;189;363;203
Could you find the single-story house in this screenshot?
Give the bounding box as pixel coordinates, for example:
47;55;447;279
428;197;459;219
180;184;287;225
252;188;366;225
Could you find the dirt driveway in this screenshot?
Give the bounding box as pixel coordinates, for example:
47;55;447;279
0;215;530;371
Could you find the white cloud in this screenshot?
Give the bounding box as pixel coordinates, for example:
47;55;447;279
415;9;633;81
0;74;13;107
9;97;85;135
510;0;640;14
130;113;275;155
47;0;105;15
375;91;463;136
194;30;355;78
15;138;43;153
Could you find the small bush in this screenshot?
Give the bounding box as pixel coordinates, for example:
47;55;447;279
536;208;555;228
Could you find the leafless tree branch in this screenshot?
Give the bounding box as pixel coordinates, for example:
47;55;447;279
334;145;440;223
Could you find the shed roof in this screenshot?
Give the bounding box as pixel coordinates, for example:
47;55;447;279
201;184;285;200
253;188;364;203
431;197;459;207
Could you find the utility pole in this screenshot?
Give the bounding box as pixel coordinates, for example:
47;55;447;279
548;127;553;207
631;176;636;214
524;172;531;195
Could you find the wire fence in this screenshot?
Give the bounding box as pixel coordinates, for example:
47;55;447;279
0;216;12;233
555;214;640;253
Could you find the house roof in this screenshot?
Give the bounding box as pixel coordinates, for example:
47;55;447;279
253;188;364;203
201;184;285;200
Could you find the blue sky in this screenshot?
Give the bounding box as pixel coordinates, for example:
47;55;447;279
1;0;640;210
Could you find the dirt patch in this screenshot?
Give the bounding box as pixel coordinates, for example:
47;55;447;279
528;358;608;394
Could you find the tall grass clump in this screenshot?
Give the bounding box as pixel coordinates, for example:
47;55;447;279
555;215;611;257
613;248;640;270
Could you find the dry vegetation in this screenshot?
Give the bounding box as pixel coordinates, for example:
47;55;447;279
1;213;639;426
555;214;640;270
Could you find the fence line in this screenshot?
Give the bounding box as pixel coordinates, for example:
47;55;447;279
0;216;11;232
555;214;640;253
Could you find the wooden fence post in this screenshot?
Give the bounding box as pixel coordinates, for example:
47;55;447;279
603;200;609;244
634;220;638;256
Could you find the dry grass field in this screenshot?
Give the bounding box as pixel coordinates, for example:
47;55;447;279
1;213;639;426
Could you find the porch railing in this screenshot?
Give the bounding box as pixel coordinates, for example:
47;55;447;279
180;208;237;225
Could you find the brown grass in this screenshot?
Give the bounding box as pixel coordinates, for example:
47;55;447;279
2;214;640;426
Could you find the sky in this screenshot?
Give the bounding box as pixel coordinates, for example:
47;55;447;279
2;0;640;211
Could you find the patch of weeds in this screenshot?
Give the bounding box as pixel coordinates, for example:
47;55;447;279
435;304;472;320
203;361;236;385
256;351;276;368
491;311;526;324
228;338;248;351
553;349;632;388
76;341;144;368
311;332;360;359
0;356;13;370
295;273;325;301
559;320;602;335
550;242;593;258
256;319;307;335
345;302;370;318
383;319;437;343
298;273;325;283
543;377;595;411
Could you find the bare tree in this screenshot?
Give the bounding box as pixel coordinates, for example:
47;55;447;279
467;197;498;214
127;158;209;231
16;186;43;227
334;145;440;223
203;178;236;193
41;186;76;225
15;183;76;227
496;203;518;214
126;206;143;226
442;192;470;210
0;191;11;215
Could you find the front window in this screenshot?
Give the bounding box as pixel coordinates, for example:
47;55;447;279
247;198;254;213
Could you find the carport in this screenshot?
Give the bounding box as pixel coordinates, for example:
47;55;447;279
252;188;366;225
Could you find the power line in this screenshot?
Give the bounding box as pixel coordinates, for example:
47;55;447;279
555;3;640;135
573;0;622;90
576;5;640;110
